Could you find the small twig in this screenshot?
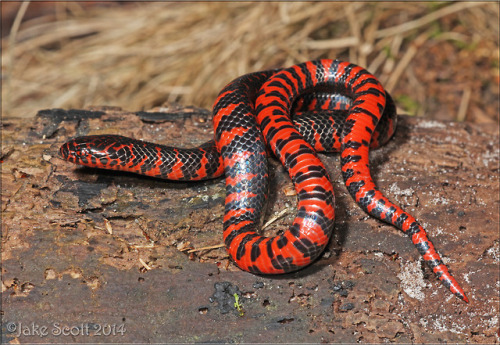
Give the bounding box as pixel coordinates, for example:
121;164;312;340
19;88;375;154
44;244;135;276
103;218;113;234
187;243;225;254
367;37;392;75
384;30;431;93
138;258;152;270
374;2;484;39
5;1;30;115
457;86;471;122
262;208;290;230
304;36;358;50
345;4;361;63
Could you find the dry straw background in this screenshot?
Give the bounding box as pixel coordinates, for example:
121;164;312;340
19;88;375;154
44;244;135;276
2;2;499;123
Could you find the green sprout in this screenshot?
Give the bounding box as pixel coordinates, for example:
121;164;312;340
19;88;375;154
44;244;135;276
233;293;244;317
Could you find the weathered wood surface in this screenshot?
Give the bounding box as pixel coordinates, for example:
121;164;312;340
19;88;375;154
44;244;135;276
2;105;499;343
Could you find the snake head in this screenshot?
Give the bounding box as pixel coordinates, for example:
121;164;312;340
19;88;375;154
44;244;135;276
59;135;129;168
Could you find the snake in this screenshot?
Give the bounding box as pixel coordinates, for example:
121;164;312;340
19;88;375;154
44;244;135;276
59;59;468;302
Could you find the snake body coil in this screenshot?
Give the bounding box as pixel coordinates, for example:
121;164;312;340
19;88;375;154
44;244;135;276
60;59;468;303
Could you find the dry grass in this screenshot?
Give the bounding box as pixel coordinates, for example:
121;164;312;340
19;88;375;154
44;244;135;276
2;2;498;122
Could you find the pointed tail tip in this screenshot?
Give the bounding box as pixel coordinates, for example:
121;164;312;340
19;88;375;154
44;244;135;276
456;291;469;303
441;271;468;303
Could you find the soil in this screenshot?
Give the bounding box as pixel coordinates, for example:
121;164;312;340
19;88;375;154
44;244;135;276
2;105;498;343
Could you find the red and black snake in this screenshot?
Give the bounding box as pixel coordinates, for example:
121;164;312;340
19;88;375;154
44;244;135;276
60;59;468;302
